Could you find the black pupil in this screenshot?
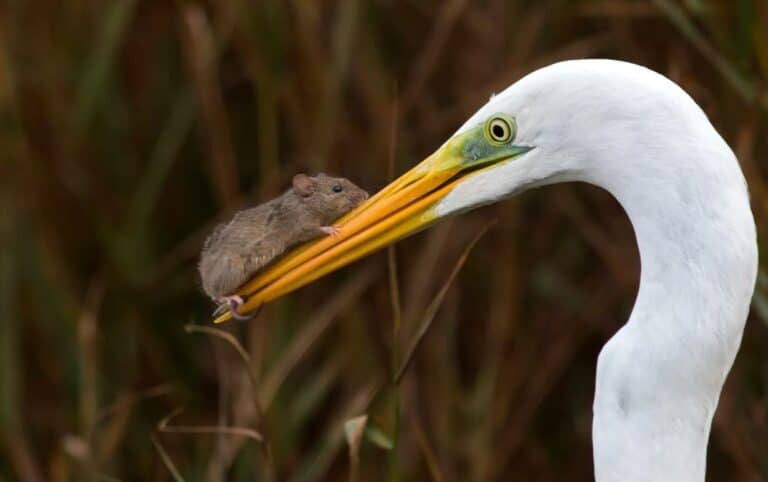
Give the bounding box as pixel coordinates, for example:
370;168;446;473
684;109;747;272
333;184;343;193
492;123;506;139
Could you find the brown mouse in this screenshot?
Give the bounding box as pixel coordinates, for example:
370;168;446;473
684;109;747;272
199;173;369;319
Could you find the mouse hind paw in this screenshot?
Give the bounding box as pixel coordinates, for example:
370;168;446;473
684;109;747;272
213;295;260;321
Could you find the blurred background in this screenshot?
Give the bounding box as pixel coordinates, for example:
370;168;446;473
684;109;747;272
1;1;767;481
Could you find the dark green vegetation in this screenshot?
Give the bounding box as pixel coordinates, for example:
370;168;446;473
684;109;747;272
1;1;767;481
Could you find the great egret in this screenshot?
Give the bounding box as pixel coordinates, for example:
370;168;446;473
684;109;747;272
216;60;758;481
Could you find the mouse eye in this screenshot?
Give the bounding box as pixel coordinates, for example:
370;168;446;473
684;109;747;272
332;183;343;193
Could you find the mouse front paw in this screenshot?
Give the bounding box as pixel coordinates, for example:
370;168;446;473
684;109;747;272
320;225;341;237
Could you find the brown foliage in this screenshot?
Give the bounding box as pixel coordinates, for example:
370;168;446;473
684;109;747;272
0;1;766;481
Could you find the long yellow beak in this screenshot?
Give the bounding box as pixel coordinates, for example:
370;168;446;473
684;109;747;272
213;123;529;323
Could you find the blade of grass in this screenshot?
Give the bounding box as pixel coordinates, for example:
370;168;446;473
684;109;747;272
151;434;186;482
344;415;368;482
401;0;470;115
408;408;445;482
752;270;768;327
183;324;276;482
0;207;45;482
77;278;105;437
75;0;137;130
386;90;402;482
76;277;106;479
207;337;230;482
259;266;378;408
651;0;764;108
311;0;361;169
184;325;260;393
95;474;123;482
90;383;174;465
91;383;175;430
178;3;239;208
129;92;195;230
364;424;393;450
289;381;381;482
158;406;263;442
287;355;343;430
387;243;401;482
396;221;494;384
388;248;402;355
198;264;375;480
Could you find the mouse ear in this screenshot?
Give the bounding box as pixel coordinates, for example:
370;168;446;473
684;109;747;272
292;174;315;197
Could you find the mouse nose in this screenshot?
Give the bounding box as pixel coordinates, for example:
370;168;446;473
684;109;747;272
350;192;368;204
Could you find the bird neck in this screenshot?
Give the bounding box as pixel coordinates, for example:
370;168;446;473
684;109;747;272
588;153;757;482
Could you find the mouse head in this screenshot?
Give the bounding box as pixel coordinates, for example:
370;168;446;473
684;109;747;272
292;173;369;217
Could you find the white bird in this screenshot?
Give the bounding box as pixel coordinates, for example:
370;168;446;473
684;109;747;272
218;59;758;482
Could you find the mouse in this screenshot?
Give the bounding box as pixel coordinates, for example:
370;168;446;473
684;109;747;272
198;173;369;319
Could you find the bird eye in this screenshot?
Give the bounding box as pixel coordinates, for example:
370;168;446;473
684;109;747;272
485;114;516;145
332;183;343;193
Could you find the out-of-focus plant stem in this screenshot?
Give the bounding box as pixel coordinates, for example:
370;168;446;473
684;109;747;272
387;94;402;482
